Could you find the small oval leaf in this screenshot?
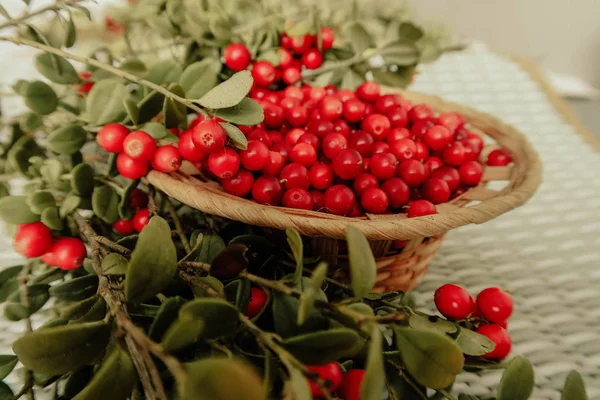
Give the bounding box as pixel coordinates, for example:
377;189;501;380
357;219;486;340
213;98;264;125
47;124;87;155
92;185;120;224
562;370;588;400
0;196;39;224
23;81;58;115
86;80;129;125
346;225;376;298
198;70;253;108
282;328;364;365
361;324;385;400
497;356;535;400
73;348;136;400
34;53;78;84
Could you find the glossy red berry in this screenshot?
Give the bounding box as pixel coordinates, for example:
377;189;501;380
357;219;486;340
123;130;156;161
414;141;429;161
245;287;268;318
343;98;366;123
387;127;411;144
348;131;374;156
223;43;251;72
422;178;451;204
310;190;325;211
437;112;465;133
356;81;380;103
333;120;351;137
151;146;182;173
309;86;327;102
280;33;293;49
129;188;148;209
302;49;324;69
411;120;434;140
320;27;335;50
113;218;135;235
262;103;285;128
178;130;207;162
49;237;86;270
132;208;150;232
14;222;54;258
285;128;306;146
397;160;427;187
353;173;379;197
408;104;434;123
476;324;512;360
271;142;292;160
424;125;453;151
284;86;304;101
459;161;483;186
192;120;227;153
381;178;410;209
252;176;283;205
336;89;355;102
442;142;466;166
280;163;310;190
285;105;309;127
96;123;129;153
282;188;314;210
252;61;277;86
307;119;334;137
387;106;409;128
476;287;514;323
240;141;270;171
290;34;313;54
221;169;254;197
321;133;347;159
262;151;285;176
339;369;366;400
290;143;317;167
487;149;512;166
370;153;397;180
324;185;356;216
208;148;241;179
372;142;391;155
407;199;437;218
389;138;416;162
307;363;343;398
361;188;389;214
332;149;363;180
362;114;391;141
431;166;460;191
116;153;149;180
319;96;343;121
308;163;333;191
434;283;475;320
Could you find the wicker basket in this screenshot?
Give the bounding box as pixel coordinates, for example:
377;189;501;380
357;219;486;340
148;89;542;292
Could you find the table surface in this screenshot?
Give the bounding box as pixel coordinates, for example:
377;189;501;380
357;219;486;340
1;45;600;399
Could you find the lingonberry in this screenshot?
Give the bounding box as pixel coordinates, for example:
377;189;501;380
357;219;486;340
381;178;410;208
370;153;398;180
297;133;320;151
116;153;149;180
133;208;150;232
424;125;453;151
282;66;301;85
311;190;325;211
77;72;94;96
364;103;375;116
290;143;317;167
387;127;411;143
407;199;437;218
459;161;483;186
353;173;379;196
309;163;334;191
397;159;427;187
96;123;129;153
437;112;465;133
122;130;156;161
306;363;343;398
476;287;514;323
431;166;460;191
452;186;468;199
361;187;389;214
309;86;327;101
320;96;343;121
333;119;351;137
332;149;363;180
240;140;270;171
348;202;364;217
348;131;374;156
282;188;314;210
284;86;304;101
307;119;334;137
223;43;251;71
252;176;283;205
414;141;429;161
285;128;306;146
245;287;268;318
129;188;148;209
263;151;285;176
285;105;309;127
189;114;206;130
362;157;371;172
374;94;399;114
14;222;54;258
221;169;254;197
321;133;347;159
411;120;435;140
487;149;512;166
324;84;337;95
343;98;367;123
362;114;391;141
336;89;355;102
387;106;409;128
442;142;466;166
280;97;300;110
113;218;135;235
302;49;324;69
339;369;366;400
290;34;313;54
408;104;434;123
320;27;335;50
252;61;277;86
208;148;241;179
151;146;182;173
434;283;476;320
462;131;484;153
462;141;481;162
271;142;292;160
262;103;285;128
280;163;310;190
49;237;86;270
178;130;207;162
389;138;416;162
476;324;512;360
192;120;227;153
372;142;391;155
278;48;294;68
324;185;356;216
280;33;292;49
422;178;451;204
356;81;380;103
40;250;58;267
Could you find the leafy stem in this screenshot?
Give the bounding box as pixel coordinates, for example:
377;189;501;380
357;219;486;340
0;0;86;31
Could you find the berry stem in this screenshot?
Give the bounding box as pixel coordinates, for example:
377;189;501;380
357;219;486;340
164;196;192;254
0;0;85;31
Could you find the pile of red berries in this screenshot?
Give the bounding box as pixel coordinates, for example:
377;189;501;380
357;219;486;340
13;222;86;270
434;284;514;360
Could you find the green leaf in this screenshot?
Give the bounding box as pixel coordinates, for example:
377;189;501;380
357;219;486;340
345;21;373;54
383;41;420;66
65;11;76;47
196;234;226;264
141;122;169;139
145;59;183;85
179;58;222;99
497;356;535;400
123;98;139;126
286;18;314;36
0;355;18;380
12;321;110;375
282;359;312;400
213;98;264;125
45;13;68;48
4;284;49;321
71;163;95;196
49;275;99;302
73;348;136;400
86;79;129;125
346;225;376;298
398;22;424;41
163;84;187;128
59;295;103;320
149;296;186;342
34;53;78;84
181;358;265;400
372;68;414;88
282;328;364;365
60;195;81;218
191;276;225;298
0;196;39;224
219;122;248;150
341;69;364;90
40;159;64;184
297;262;327;325
224;279;252;313
41;206;62;230
562;371;588;400
0;382;13;400
198;70;253;108
26;191;55;214
409;314;459;335
456;327;495;356
92;185;120;224
178;298;240;339
361;324;385;400
161;316;205;352
120;58;147;75
286;228;303;284
47;124;87;155
256;49;280;66
137;90;165;124
125;216;178;303
0;266;21;303
117;179;140;220
23;81;57;115
101;253;128;275
19;112;43;132
63;366;94;399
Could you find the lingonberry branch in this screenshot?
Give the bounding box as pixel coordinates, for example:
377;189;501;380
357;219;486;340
164;196;192;253
301;51;372;78
0;0;86;31
0;36;210;118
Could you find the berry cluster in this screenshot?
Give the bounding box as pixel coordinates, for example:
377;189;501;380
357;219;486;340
13;222;86;270
434;284;514;360
307;362;364;400
112;188;151;235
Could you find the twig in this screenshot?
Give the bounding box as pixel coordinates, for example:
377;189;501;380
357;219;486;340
147;185;159;216
164;197;191;253
95;236;132;257
18;262;35;400
388;360;428;400
0;0;86;30
301;52;368;78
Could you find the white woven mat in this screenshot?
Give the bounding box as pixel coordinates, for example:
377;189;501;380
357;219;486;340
1;45;600;399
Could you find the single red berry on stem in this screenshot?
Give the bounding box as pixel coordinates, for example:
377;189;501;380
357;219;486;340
113;219;135;235
302;49;324;69
151;146;182;173
245;287;268;318
14;222;54;258
476;287;514;323
476;324;512;360
397;159;427;187
407;199;437;218
208;148;241;179
487;149;513;166
96;123;129;153
459;161;483;186
309;163;334;190
282;188;314;210
422;178;451;204
353;173;379;196
320;27;335;50
178;130;207;162
362;114;391;141
240;141;270;171
221;169;254;197
370;153;398;180
324;185;356;216
223;43;251;72
252;176;283;205
133;208;150;232
381;178;410;209
339;369;366;400
332;149;363;180
356;81;380;103
361;187;389;214
306;363;343;398
116;153;149;180
50;237;86;270
192;120;227;153
252;61;277;86
434;283;475;320
280;163;310;190
123;130;156;161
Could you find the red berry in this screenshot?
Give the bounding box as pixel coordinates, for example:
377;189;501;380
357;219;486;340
397;160;427;187
307;119;334;137
282;66;302;85
348;131;374;156
375;94;399;114
361;187;389;214
407;199;437;218
178;130;207;162
290;143;317;167
424;125;453;151
321;133;347;159
434;283;475;320
437;112;465;133
123;130;156;161
362;114;391;141
333;120;351;137
14;222;54;258
245;287;268;318
442;142;466;166
389;138;416;162
263;151;285;176
353;173;379;196
431;166;460;191
309;86;327;102
343;98;366;123
49;237;86;270
372;142;391;154
424;156;443;174
307;363;343;398
363;103;375;116
370;153;397;180
285;128;306;146
132;208;150;232
476;287;514;323
252;176;283;205
309;163;334;191
247;129;272;147
387;106;409;128
297;133;320;151
339;369;366;400
113;219;135;235
271;142;292;160
414;141;429;161
208;148;241;179
116;153;149;180
286;105;309;127
459;161;483;186
336;89;355;102
250;87;270;100
320;96;343;120
151;145;182;173
221;169;254;197
381;178;410;208
324;185;356;216
192;120;227;153
387;127;411;143
280;33;293;49
240;141;270;171
311;190;325;211
280;163;310;190
283;86;304;101
422;178;451;204
411;120;435;140
462;131;484;153
280;97;300;110
462;141;481;162
252;61;277;86
277;48;294;68
487;149;512;166
224;43;251;72
320;27;335;50
290;34;313;54
282;188;314;210
356;81;380;103
408;104;434;123
302;49;324;69
263;103;285;128
476;324;512;360
332;149;363;180
96;123;129;153
348;202;364;217
129;188;148;209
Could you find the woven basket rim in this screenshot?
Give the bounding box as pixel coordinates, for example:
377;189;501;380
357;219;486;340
148;89;542;240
